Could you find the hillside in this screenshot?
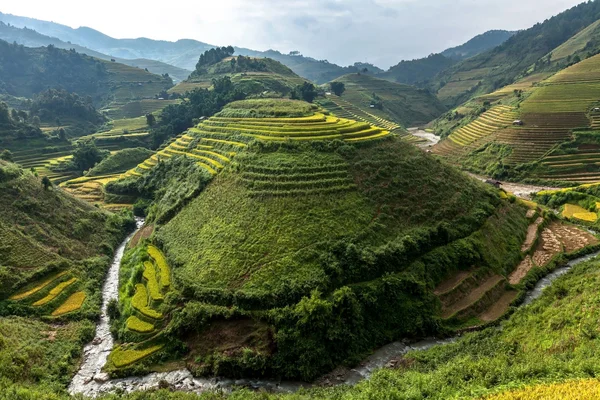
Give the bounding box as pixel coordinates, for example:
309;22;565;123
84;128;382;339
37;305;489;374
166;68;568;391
87;98;545;382
0;39;173;107
324;73;447;127
432;52;600;184
169;56;306;96
0;22;191;82
441;30;516;60
432;2;600;106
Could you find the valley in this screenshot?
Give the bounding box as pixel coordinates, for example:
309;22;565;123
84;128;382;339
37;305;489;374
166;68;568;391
5;2;600;399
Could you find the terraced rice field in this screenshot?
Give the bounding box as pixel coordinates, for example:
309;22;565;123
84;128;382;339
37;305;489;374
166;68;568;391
562;203;598;222
446;105;519;147
110;244;173;369
9;272;86;316
9;145;77;183
123;111;391;179
323;95;401;130
241;158;355;197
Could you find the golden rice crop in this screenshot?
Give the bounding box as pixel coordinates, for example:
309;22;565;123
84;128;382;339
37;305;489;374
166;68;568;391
131;284;162;319
562;204;598;222
51;291;86;316
143;261;163;301
110;344;164;368
10;271;69;300
483;379;600;399
126;315;154;333
33;278;78;307
147;245;171;289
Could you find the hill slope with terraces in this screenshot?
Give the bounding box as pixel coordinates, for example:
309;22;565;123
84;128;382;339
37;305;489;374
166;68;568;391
433;52;600;183
326;73;446;127
93;98;554;381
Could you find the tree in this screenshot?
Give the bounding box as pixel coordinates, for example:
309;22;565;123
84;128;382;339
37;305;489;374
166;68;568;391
72;140;107;172
291;82;318;103
41;176;52;190
0;149;13;162
146;113;156;127
330;82;346;96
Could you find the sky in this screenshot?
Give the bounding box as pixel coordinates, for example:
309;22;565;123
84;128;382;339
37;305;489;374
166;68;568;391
0;0;587;68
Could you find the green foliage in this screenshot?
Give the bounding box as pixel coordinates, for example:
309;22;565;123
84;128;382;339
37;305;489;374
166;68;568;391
71;140;108;173
217;99;314;118
329;81;345;96
30;89;104;124
291;82;318;103
106;156;213;223
193;46;235;73
87;147;154;177
151;76;246;147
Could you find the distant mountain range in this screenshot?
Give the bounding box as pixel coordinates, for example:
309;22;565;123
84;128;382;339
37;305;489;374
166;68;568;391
0;11;514;86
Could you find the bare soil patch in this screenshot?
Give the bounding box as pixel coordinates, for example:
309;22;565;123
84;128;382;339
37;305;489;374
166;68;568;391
441;275;504;319
128;224;154;248
434;270;473;295
479;290;518;322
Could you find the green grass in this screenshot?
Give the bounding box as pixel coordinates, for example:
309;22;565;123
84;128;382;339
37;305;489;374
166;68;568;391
87;148;154;176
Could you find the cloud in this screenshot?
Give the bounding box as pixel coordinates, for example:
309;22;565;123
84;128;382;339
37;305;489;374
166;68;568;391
0;0;587;68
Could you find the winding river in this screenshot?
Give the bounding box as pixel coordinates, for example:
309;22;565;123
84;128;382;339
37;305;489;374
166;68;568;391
68;221;600;397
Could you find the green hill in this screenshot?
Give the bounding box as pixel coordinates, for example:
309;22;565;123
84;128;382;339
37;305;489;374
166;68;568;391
325;73;447;127
96;98;539;381
432;2;600;107
0;39;173;108
169;56;306;96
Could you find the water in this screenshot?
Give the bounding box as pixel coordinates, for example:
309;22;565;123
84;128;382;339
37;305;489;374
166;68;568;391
408;128;440;148
68;222;600;397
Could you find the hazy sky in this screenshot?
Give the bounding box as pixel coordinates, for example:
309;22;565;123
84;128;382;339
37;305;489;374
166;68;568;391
0;0;587;68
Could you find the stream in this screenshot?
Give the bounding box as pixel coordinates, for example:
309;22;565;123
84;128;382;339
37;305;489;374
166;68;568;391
68;222;600;398
407;127;440;148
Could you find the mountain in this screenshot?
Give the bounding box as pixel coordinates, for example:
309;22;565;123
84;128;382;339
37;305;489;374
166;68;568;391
328;73;446;126
441;30;516;60
0;21;191;82
0;39;173;107
432;1;600;106
99;98;529;380
0;12;381;84
379;30;514;87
